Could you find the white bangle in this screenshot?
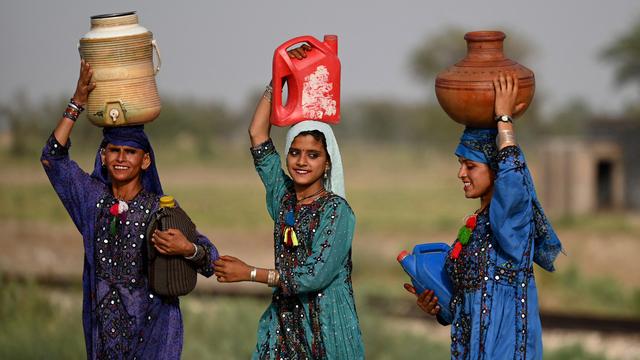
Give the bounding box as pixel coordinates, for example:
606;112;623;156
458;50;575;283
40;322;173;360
250;267;257;282
184;243;198;260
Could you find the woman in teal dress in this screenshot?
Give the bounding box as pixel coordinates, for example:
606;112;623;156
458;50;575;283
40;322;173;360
214;45;364;359
405;73;562;359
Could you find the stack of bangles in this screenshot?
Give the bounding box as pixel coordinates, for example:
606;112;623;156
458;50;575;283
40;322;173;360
266;269;280;287
252;268;279;287
63;98;85;122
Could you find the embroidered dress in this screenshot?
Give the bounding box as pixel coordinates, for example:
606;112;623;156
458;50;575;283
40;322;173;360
444;145;549;360
41;134;218;359
250;139;364;360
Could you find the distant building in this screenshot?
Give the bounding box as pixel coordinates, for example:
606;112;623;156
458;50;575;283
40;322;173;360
538;119;640;216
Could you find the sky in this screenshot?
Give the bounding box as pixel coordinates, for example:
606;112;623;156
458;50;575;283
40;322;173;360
1;0;639;115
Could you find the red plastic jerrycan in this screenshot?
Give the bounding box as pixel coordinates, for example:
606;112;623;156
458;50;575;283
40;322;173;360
271;35;341;126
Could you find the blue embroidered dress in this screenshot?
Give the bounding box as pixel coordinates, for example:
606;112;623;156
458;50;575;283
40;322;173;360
443;145;556;360
250;139;364;360
41;134;218;359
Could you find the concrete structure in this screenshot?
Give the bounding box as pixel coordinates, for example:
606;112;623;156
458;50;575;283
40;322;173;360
538;120;640;216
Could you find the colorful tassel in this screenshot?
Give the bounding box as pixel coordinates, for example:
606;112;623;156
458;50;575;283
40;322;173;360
283;226;299;247
458;225;472;245
451;214;479;259
451;242;463;259
108;201;128;236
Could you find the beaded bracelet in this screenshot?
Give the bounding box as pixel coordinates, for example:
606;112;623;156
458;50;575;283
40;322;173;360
69;98;85;111
63;98;85;122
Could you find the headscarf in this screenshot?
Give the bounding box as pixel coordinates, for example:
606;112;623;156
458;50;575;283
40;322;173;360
455;127;562;271
91;125;163;195
284;120;345;199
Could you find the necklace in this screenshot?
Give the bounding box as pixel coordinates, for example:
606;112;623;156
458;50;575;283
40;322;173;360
296;188;326;203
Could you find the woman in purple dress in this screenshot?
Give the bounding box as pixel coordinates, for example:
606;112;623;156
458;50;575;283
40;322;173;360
41;60;219;359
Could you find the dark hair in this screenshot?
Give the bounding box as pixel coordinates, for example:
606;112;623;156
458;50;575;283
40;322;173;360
294;130;331;164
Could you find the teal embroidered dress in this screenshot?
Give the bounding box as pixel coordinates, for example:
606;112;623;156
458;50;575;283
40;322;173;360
250;139;364;360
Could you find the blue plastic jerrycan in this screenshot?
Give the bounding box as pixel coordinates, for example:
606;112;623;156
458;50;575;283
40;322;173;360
398;243;454;323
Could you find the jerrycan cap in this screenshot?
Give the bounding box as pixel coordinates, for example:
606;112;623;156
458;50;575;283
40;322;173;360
159;195;175;208
397;250;410;263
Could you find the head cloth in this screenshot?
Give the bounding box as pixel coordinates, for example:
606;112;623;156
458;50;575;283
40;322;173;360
91;125;163;195
284;120;345;199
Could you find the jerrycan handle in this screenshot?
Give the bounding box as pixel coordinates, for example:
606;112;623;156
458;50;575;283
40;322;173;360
151;39;162;75
412;243;451;255
272;36;315;123
272;35;336;124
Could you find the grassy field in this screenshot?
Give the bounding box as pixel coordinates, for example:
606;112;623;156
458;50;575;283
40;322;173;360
0;277;614;360
1;143;639;359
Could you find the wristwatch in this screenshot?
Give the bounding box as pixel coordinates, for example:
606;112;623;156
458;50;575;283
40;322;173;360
495;114;513;123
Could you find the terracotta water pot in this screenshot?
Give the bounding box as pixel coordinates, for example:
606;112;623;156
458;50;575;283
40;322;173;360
79;12;161;127
434;31;535;128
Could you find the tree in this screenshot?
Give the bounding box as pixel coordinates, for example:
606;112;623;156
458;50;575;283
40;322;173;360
602;18;640;90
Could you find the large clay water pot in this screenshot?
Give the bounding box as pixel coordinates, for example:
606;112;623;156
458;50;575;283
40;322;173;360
435;31;534;128
79;12;161;127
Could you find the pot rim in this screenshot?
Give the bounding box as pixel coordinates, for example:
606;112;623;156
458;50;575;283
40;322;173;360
464;31;506;42
91;11;136;20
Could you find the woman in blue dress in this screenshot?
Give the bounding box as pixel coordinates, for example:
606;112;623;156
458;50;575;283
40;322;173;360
405;73;563;359
213;45;364;359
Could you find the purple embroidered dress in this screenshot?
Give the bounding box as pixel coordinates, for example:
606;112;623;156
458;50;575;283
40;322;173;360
41;132;218;360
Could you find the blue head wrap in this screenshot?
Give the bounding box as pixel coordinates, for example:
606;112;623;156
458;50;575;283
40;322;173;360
455;127;562;271
455;128;498;172
91;125;163;195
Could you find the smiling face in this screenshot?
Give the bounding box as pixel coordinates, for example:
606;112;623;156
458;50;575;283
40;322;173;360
457;157;495;200
101;144;151;185
286;134;330;190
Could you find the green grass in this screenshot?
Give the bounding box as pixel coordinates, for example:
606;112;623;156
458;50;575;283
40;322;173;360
0;277;451;359
536;264;640;318
0;277;621;359
0;277;85;359
544;344;609;360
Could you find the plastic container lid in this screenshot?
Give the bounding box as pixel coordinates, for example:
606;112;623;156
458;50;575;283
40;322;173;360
159;195;175;208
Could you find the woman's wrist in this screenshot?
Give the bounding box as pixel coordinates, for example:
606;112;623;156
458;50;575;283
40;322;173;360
71;95;86;108
497;122;517;149
262;83;273;103
183;243;198;259
62;98;85;122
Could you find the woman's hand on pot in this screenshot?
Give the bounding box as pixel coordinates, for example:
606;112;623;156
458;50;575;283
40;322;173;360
493;72;526;118
72;59;96;107
404;283;441;316
214;255;251;283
